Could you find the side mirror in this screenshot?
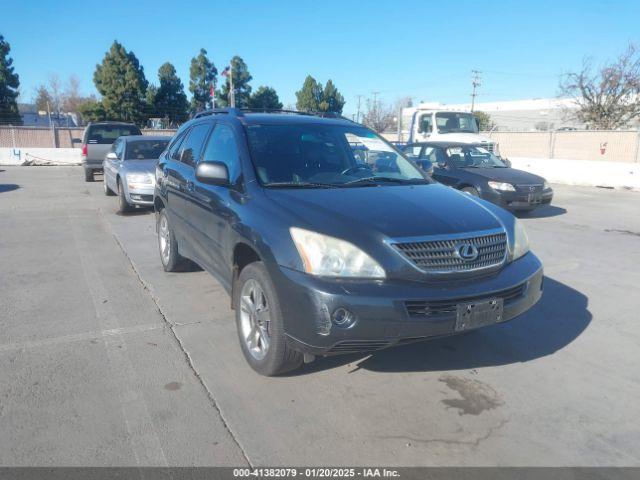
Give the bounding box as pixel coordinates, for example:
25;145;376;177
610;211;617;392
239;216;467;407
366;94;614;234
503;158;512;167
106;152;118;160
72;138;82;144
196;161;229;186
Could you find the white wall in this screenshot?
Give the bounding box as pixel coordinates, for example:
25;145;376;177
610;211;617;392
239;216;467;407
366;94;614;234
0;148;81;166
510;157;640;190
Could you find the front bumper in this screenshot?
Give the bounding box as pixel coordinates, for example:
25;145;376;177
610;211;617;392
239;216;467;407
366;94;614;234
483;188;553;210
126;185;154;206
272;252;544;356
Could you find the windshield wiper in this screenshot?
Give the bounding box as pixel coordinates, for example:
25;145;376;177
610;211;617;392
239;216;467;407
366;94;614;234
265;181;338;189
343;176;426;186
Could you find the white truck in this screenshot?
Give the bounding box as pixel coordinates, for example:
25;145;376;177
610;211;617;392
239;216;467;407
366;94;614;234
399;103;499;154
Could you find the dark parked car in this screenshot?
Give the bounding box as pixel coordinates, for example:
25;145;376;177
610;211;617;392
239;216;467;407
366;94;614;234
402;142;553;211
78;122;142;182
155;109;543;375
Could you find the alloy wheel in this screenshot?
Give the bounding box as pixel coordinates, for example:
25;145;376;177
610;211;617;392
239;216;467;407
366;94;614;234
239;279;271;360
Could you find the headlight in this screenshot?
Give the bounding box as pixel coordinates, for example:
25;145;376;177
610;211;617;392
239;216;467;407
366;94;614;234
290;227;385;279
512;219;530;260
543;180;550;190
127;173;153;184
488;181;515;192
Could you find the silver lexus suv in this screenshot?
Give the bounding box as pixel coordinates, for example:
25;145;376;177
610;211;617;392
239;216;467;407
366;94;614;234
79;122;141;181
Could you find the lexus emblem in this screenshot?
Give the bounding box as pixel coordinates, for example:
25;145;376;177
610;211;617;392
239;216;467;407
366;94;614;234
456;242;479;261
529;186;535;192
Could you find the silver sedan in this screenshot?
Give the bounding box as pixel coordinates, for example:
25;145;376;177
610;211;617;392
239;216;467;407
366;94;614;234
103;135;170;212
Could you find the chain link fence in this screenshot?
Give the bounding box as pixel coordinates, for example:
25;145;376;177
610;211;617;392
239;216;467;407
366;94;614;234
0;126;177;149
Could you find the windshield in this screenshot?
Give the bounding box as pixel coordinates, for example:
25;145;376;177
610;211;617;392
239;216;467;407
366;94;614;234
444;145;508;168
125;139;170;160
435;112;479;134
245;123;429;188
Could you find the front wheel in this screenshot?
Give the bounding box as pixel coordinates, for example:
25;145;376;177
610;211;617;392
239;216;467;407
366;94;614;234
235;262;303;376
117;178;131;213
104;176;115;196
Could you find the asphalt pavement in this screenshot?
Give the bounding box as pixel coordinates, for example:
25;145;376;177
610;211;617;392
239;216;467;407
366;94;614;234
1;166;639;466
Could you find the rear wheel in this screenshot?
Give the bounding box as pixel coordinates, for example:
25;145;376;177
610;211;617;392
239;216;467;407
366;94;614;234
84;169;94;182
157;209;187;272
461;186;480;196
235;262;303;376
117;178;131;213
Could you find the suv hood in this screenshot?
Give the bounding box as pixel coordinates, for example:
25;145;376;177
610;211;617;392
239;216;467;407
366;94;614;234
265;183;502;239
462;167;545;185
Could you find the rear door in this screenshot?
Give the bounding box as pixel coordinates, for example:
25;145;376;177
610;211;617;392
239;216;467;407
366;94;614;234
164;123;212;254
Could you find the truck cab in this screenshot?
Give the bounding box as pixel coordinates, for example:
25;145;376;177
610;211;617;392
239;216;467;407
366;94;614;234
402;106;499;155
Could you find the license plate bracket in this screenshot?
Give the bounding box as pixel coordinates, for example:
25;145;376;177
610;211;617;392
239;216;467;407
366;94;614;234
455;298;504;331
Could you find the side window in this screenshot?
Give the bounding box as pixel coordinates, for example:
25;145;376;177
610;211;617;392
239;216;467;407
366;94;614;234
168;130;188;161
115;140;125;159
404;145;422;157
178;124;211;167
201;124;240;183
419;115;432;133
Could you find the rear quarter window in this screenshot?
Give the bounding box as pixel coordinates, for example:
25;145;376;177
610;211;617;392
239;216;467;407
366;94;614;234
86;125;142;144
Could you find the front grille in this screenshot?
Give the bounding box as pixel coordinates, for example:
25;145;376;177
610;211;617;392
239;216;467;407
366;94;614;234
405;282;526;319
327;340;391;354
516;184;544;193
392;231;507;273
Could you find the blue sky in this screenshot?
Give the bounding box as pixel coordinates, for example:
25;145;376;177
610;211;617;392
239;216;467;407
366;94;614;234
4;0;640;116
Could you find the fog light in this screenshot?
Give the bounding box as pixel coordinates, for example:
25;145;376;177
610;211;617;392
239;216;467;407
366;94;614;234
332;308;355;327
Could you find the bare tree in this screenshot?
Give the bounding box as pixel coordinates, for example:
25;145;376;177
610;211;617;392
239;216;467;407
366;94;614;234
62;75;84;113
47;73;64;115
362;97;394;132
559;44;640;129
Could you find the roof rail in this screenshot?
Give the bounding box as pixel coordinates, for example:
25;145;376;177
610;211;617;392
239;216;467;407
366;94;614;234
240;108;355;123
192;108;243;119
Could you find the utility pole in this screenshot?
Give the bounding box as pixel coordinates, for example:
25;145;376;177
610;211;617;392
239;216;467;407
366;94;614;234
470;70;481;112
229;67;235;108
355;95;363;123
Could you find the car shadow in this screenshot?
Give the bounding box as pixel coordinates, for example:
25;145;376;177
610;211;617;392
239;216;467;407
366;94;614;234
0;184;20;193
515;205;567;219
294;277;590;375
115;206;154;217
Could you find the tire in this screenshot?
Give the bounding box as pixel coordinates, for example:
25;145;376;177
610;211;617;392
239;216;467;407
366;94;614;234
84;169;94;182
157;208;187;272
235;262;303;376
104;176;115;196
117;178;131;213
461;186;480;196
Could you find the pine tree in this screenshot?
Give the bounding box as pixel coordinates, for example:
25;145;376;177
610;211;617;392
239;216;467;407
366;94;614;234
248;86;283;110
93;40;148;124
320;79;345;114
295;75;323;112
189;49;217;112
0;34;22;125
155;62;189;123
34;85;54;112
217;56;252;108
